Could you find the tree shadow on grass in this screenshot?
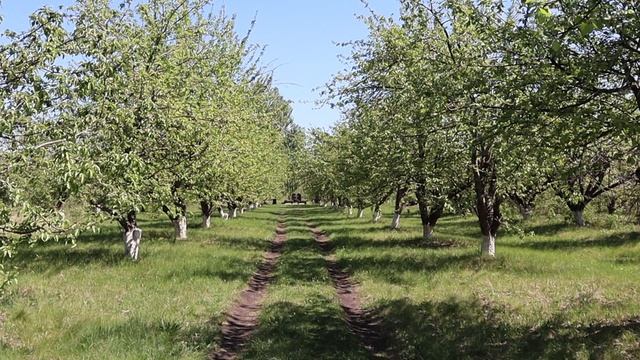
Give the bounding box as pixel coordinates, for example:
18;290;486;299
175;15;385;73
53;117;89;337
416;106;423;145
331;234;471;250
242;298;370;360
330;252;480;286
375;297;640;359
521;222;569;236
507;231;640;251
337;250;559;285
614;251;640;265
311;219;356;227
322;225;390;235
432;226;482;241
77;227;173;244
272;236;328;284
75;228;121;243
437;217;478;227
12;246;127;275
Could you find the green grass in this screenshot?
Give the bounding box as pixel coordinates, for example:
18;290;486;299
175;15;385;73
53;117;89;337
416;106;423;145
0;208;280;359
1;204;639;359
242;210;368;359
311;205;640;359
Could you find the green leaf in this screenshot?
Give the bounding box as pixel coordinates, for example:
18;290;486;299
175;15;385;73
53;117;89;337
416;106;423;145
579;21;595;36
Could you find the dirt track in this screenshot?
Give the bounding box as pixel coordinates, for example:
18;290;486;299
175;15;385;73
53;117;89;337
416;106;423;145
210;219;287;360
308;223;398;359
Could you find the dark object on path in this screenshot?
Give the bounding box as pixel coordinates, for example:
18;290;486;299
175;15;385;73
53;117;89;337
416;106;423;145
210;220;287;360
272;198;277;205
283;193;307;205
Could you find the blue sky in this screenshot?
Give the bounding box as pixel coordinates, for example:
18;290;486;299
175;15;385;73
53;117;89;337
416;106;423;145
1;1;399;129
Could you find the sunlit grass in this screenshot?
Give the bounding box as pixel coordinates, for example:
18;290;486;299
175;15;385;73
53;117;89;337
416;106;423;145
316;204;640;359
2;204;639;359
0;207;281;359
242;211;368;359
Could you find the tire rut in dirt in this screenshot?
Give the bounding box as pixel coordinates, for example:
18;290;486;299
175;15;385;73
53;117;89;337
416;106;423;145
209;219;287;360
308;223;399;360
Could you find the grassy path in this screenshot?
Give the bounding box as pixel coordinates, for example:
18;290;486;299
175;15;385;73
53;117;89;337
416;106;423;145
241;209;370;359
211;217;288;359
2;204;639;359
308;222;397;359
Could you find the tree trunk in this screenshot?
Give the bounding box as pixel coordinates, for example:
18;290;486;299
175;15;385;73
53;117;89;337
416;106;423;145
391;186;407;229
200;200;213;229
573;210;585;227
481;234;496;257
162;194;188;239
348;206;353;216
473;144;501;258
174;216;187;240
202;214;211;229
372;203;383;223
509;193;539;221
416;183;437;241
55;199;65;212
423;223;434;240
391;212;401;230
358;208;364;218
607;198;617;215
219;207;229;220
120;211;141;261
123;227;142;261
567;201;587;227
232;207;238;218
373;208;382;223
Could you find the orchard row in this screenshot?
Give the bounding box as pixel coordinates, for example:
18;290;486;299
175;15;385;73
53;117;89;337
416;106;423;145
295;0;640;257
0;0;295;266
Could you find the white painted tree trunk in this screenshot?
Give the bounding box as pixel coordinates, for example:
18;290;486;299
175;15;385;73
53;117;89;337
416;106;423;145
373;210;382;223
232;208;238;218
174;216;187;240
202;214;211;229
423;224;434;240
481;234;496;257
219;208;229;220
358;208;365;218
348;206;353;216
240;208;245;214
573;210;585;226
124;227;142;261
324;203;329;208
391;212;401;229
249;204;255;210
